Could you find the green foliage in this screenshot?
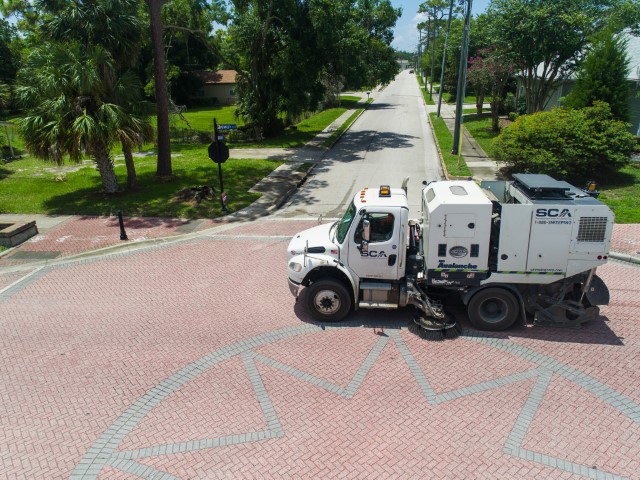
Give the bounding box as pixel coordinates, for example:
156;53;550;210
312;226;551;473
0;144;283;218
493;102;636;181
226;0;400;137
486;0;640;114
563;29;631;122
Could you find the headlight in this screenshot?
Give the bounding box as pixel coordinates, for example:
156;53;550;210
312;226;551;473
289;261;303;272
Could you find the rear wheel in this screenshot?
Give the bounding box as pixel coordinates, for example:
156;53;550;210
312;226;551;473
468;288;519;331
306;279;352;322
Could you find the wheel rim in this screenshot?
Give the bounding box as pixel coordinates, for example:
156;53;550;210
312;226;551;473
479;298;508;324
313;289;341;315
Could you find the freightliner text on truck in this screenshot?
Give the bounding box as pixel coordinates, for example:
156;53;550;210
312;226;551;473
287;174;613;340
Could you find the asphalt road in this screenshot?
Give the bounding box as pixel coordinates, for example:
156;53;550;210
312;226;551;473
277;70;443;220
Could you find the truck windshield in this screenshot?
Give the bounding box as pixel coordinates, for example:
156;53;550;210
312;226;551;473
335;201;356;244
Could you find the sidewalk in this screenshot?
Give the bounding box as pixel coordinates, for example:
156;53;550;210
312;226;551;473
1;86;639;267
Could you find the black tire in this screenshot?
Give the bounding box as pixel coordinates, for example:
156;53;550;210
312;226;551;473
306;279;352;322
467;287;519;331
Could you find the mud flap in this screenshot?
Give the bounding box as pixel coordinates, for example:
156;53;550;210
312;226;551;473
534;302;600;328
585;275;610;306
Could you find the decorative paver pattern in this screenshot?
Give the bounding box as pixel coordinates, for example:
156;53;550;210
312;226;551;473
1;219;639;479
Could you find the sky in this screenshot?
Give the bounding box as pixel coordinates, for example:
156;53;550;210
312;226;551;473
391;0;491;52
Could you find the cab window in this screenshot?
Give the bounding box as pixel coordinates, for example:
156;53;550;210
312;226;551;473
354;213;395;243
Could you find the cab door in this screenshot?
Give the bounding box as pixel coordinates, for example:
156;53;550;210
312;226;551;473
347;210;401;280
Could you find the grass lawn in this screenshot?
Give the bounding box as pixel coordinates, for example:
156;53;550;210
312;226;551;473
597;164;640;223
416;75;435;106
0;144;283;218
429;112;472;177
446;93;477;104
170;105;244;133
0;97;368;218
461;113;499;157
163;97;361;149
234;96;361;148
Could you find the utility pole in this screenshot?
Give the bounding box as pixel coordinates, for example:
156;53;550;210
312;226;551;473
418;27;422;74
451;0;473;155
437;0;455;117
429;19;436;100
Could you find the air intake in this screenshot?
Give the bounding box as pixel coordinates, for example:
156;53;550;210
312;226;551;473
577;217;608;242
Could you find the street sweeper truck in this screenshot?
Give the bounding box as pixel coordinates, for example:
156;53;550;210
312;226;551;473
287;174;613;339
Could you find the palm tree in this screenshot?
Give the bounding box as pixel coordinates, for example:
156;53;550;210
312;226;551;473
16;44;149;193
38;0;154;188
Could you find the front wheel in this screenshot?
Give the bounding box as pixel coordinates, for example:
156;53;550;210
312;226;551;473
306;279;352;322
467;288;519;331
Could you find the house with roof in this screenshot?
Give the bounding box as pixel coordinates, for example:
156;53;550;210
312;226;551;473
190;70;238;105
526;32;640;135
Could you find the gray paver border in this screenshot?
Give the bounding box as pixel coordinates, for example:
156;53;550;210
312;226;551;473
71;325;639;480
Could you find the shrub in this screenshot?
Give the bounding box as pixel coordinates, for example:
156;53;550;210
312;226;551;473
493;101;635;181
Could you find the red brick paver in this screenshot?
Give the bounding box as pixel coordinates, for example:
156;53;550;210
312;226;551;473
1;219;639;479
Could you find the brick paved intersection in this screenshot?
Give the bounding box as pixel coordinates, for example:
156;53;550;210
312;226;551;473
1;218;639;479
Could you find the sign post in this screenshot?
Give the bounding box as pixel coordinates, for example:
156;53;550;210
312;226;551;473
208;118;230;212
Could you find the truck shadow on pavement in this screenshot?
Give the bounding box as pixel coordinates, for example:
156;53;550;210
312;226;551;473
293;290;624;346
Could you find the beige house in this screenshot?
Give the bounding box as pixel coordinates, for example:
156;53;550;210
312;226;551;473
191;70;238;105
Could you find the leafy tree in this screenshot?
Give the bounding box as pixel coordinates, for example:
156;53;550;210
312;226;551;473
493;101;635;180
226;0;400;136
563;28;631;122
16;45;150;193
466;48;515;130
160;0;230;105
486;0;640;114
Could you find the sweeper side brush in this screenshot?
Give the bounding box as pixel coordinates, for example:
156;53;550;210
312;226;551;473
408;312;462;341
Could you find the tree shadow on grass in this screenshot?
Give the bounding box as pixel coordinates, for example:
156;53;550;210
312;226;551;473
0;164;11;181
598;166;638;188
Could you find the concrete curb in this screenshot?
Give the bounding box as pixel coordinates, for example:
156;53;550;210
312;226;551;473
609;251;640;265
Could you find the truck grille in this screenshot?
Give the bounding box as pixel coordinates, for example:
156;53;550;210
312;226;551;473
577;217;608;242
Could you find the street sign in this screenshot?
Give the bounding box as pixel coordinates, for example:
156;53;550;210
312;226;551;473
208;141;229;164
218;124;237;131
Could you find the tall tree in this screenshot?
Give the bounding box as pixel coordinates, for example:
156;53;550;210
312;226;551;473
564;28;631;122
0;18;18;85
486;0;640;114
418;0;448;98
146;0;173;177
